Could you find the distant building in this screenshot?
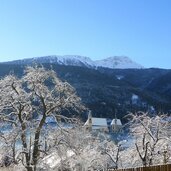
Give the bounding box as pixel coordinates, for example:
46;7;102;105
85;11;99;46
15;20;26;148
84;111;122;133
131;94;139;105
110;118;122;132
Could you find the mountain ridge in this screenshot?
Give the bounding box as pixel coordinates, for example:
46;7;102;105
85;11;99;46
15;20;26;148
2;55;143;69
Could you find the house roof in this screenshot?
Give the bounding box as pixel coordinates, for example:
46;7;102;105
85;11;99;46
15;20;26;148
92;117;108;127
132;94;139;100
84;117;122;128
111;119;122;126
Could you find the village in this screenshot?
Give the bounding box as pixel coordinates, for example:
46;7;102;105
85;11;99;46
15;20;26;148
0;1;171;170
84;111;122;133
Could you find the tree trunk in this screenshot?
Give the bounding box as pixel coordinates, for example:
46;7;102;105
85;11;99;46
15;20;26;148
32;113;46;171
18;111;32;170
12;141;16;163
26;166;33;171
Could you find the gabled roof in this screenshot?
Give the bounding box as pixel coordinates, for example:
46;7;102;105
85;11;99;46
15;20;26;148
92;117;108;127
111;119;122;126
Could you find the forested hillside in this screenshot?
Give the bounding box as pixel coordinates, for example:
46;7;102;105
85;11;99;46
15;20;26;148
0;63;171;122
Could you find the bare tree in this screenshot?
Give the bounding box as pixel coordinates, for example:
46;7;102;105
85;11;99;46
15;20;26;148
127;112;171;167
41;127;117;171
101;140;121;169
0;66;84;171
0;126;20;167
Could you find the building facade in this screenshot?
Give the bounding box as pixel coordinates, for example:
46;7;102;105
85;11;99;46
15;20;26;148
84;111;122;133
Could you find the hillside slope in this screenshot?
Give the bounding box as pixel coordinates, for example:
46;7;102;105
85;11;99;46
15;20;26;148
0;63;171;122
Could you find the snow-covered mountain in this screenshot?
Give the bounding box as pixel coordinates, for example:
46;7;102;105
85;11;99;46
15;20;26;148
3;55;95;68
95;56;143;69
2;55;143;69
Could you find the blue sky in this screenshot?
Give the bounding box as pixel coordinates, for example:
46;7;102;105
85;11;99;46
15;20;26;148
0;0;171;68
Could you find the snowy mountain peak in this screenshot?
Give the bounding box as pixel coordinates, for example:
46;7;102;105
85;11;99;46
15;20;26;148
2;55;143;69
95;56;143;69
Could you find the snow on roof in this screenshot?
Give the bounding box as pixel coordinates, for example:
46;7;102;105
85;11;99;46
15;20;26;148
92;118;108;127
42;150;75;169
132;94;139;100
111;119;122;126
84;119;89;126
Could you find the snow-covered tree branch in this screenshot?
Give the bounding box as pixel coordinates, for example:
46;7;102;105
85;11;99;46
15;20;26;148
0;66;84;171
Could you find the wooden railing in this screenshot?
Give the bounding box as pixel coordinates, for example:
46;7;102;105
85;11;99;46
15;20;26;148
108;164;171;171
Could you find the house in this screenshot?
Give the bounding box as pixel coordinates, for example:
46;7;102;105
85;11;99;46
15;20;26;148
84;111;122;133
131;94;139;105
110;118;122;132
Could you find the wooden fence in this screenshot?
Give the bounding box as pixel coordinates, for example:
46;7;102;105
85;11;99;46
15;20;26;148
108;164;171;171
